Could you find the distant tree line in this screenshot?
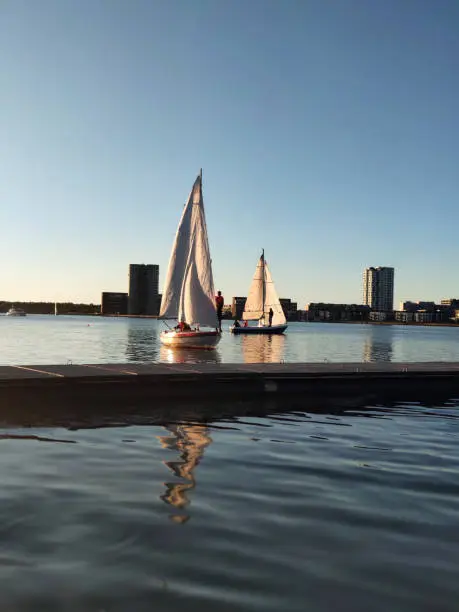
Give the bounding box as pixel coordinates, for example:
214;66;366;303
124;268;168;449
0;301;101;315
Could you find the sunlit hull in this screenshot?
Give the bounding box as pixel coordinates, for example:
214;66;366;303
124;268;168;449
229;324;287;335
160;330;221;349
6;310;26;317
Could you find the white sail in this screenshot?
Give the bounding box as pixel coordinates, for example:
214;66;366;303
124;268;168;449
264;262;286;325
242;253;286;325
242;256;264;320
159;172;217;329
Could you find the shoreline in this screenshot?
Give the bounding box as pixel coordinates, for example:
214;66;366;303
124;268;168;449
3;314;459;327
307;320;459;328
101;317;459;327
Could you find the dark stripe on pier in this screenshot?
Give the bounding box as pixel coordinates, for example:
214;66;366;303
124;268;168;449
0;361;458;399
0;362;457;427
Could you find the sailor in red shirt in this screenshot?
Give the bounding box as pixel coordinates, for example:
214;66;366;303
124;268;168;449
215;291;224;332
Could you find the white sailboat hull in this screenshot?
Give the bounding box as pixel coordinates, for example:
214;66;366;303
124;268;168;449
160;329;221;349
230;324;287;335
6;309;26;317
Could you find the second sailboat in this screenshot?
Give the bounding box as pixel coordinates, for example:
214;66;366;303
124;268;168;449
230;250;287;335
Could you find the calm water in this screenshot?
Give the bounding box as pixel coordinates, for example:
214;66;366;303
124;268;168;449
1;316;459;610
0;397;458;610
1;315;459;364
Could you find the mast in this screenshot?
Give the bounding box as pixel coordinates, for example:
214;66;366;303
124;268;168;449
261;249;265;320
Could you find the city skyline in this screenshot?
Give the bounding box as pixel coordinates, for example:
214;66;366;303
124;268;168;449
2;259;459;310
1;1;458;305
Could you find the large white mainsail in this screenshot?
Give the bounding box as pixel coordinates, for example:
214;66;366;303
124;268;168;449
242;252;286;325
159;171;217;329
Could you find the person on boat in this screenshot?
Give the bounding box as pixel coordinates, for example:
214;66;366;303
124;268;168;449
268;308;274;327
234;319;240;328
215;291;224;332
177;321;191;332
244;320;248;327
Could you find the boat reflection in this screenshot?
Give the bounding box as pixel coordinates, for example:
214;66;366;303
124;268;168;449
241;333;286;363
362;327;393;362
157;423;212;523
159;345;221;364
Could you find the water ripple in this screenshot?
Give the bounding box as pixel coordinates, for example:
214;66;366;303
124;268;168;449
0;398;458;610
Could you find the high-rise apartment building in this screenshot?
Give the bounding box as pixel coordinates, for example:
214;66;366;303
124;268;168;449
363;267;394;311
128;264;160;315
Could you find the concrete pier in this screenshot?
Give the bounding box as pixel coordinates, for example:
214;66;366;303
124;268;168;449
0;363;458;418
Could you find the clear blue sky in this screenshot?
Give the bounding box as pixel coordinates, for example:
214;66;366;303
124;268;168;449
1;0;458;307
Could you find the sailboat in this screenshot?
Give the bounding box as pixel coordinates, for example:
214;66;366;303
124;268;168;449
230;250;288;335
159;170;221;349
54;302;58;316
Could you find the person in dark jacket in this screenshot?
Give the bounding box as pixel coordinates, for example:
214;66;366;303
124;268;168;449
215;291;224;332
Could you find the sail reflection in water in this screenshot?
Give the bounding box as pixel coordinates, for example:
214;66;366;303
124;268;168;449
241;333;286;363
157;424;212;523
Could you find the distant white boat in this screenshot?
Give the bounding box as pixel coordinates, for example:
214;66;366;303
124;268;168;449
230;250;287;335
55;302;58;316
159;170;221;349
6;306;26;317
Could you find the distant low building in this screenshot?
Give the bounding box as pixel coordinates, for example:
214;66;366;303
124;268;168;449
400;301;435;312
232;296;247;319
101;292;128;315
306;303;370;322
297;310;308;322
395;308;453;323
399;300;456;322
414;310;443;323
369;311;389;322
395;311;414;323
400;301;417;312
418;302;436;311
441;298;459;308
279;298;298;321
